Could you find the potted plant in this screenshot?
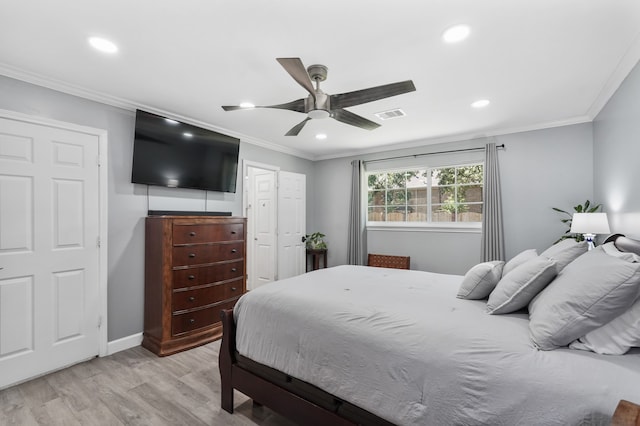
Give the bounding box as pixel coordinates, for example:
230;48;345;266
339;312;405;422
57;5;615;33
552;200;602;243
303;232;327;250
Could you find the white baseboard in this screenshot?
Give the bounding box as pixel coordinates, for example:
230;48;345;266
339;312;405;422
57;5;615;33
106;332;143;356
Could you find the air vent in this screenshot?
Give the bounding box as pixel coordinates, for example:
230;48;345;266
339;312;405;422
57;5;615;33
374;109;406;120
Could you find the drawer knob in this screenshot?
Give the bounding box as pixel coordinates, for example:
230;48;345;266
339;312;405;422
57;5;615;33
231;287;237;292
231;230;237;234
189;296;195;302
189;319;195;324
188;275;195;280
231;268;237;272
189;231;196;237
189;253;196;258
231;248;237;253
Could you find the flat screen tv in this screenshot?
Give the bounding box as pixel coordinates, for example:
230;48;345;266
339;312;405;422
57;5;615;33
131;110;240;193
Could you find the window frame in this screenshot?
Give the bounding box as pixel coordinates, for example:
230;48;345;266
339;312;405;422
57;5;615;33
365;162;484;231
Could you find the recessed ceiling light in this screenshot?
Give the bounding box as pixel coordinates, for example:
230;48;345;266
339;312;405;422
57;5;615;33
315;133;327;140
183;132;193;138
442;25;470;43
88;37;118;54
239;102;255;109
471;99;490;108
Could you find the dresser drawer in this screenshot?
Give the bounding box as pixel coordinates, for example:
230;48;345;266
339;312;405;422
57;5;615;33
172;279;243;312
172;298;238;336
172;260;244;289
172;242;244;267
173;223;244;245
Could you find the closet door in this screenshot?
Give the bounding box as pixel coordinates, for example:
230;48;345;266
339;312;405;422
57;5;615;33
0;116;101;388
277;171;306;280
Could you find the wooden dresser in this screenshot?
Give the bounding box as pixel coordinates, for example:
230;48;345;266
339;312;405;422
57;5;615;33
142;215;246;356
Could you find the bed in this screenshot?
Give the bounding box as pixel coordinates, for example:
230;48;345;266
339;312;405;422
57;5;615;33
219;235;640;425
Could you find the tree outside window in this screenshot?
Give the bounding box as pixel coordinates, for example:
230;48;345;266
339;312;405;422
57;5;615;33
367;164;483;224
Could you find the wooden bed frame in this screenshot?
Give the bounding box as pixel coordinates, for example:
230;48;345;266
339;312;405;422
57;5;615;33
219;309;394;426
219;234;640;426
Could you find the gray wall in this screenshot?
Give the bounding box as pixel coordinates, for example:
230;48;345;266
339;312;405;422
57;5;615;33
594;59;640;238
0;75;313;341
313;123;593;275
2;66;617;339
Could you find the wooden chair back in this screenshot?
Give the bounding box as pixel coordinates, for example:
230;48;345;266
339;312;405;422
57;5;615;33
611;400;640;426
367;254;410;270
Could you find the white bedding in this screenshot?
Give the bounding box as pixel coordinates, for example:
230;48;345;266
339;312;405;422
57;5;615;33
234;265;640;425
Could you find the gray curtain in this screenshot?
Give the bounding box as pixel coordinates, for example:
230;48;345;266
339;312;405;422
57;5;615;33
481;142;505;262
347;160;366;265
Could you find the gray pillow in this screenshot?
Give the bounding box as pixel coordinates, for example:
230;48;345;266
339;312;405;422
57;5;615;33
486;257;557;314
502;249;538;276
457;261;505;300
529;245;640;350
539;238;588;272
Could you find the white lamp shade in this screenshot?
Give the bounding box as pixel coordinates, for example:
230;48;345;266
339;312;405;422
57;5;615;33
570;213;611;234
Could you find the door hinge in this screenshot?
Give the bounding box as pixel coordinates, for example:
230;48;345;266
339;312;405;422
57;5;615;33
96;237;101;248
97;316;102;329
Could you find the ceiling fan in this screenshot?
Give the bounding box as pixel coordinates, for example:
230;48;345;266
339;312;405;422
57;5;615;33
222;58;416;136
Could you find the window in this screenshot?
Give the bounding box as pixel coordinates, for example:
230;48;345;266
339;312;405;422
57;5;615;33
367;164;483;224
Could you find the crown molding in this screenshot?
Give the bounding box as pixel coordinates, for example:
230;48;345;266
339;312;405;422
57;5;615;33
313;115;593;161
587;30;640;119
0;63;315;161
0;57;626;164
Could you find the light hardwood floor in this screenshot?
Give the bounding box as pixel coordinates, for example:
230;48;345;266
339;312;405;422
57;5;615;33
0;340;297;426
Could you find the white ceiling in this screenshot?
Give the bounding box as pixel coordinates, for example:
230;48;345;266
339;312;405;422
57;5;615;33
1;1;640;160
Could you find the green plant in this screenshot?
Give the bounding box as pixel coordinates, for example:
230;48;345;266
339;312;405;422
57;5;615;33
552;200;602;243
303;232;327;250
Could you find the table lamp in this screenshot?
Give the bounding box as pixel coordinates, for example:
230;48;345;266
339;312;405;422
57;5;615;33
570;212;611;250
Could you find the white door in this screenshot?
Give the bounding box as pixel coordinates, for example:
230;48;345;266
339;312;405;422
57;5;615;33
277;171;306;280
247;166;276;290
0;116;101;388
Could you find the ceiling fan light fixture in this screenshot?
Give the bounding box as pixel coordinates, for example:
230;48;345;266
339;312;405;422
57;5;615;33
315;133;327;140
471;99;490;108
442;25;471;43
308;109;330;119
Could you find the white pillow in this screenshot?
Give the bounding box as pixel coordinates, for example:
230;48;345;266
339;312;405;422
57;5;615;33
529;245;640;350
539;238;588;272
486;257;557;314
569;297;640;355
502;249;538;276
457;261;505;300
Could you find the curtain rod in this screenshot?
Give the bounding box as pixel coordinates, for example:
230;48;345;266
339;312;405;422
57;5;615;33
363;144;505;164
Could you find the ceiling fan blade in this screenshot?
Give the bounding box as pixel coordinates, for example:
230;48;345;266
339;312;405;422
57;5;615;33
331;80;416;109
277;58;316;100
331;109;381;131
222;105;247;111
222;98;306;113
285;117;312;136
